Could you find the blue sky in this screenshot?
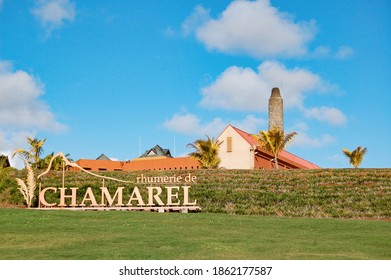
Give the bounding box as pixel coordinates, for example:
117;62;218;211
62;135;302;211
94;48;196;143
0;0;390;168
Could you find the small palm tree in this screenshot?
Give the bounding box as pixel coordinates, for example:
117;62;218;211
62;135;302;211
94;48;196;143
187;135;222;169
342;146;367;168
12;137;46;168
37;152;72;171
253;126;297;170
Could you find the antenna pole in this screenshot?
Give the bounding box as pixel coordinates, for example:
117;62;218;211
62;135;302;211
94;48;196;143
174;136;176;157
139;136;141;156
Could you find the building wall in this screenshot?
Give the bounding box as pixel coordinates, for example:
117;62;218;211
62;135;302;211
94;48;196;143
217;126;254;169
254;150;298;169
74;157;201;172
75;159;123;171
123;156;201;171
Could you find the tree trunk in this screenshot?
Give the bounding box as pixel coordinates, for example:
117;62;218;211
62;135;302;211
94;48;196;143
275;155;279;170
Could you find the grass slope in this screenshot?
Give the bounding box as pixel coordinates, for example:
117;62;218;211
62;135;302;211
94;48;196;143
0;209;390;260
2;168;390;219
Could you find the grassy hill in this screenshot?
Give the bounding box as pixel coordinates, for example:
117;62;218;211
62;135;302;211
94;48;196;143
1;168;390;219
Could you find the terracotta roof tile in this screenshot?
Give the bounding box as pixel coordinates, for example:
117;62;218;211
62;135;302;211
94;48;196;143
229;124;320;169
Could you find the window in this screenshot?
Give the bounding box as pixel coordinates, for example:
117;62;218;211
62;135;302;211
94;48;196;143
227;137;232;152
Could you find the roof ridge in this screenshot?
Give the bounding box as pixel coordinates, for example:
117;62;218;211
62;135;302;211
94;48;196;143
229;124;258;146
279;149;320;168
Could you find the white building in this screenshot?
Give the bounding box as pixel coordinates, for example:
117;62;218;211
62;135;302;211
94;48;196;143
217;124;319;170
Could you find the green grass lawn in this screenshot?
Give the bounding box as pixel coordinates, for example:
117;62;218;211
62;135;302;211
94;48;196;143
0;209;390;260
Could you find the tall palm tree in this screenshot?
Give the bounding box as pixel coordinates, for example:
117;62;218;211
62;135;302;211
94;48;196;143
187;135;222;169
12;137;46;168
253;127;297;170
342;146;367;168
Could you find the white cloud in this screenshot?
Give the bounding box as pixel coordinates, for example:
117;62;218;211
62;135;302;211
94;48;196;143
163;113;265;136
312;46;331;58
289;121;336;148
192;0;316;58
163;113;226;137
0;130;37;169
304;106;347;126
311;45;354;59
163;26;177;38
32;0;75;33
0;61;67;168
200;65;269;111
182;5;210;36
291;132;335;148
231;115;266;133
335;46;354;59
0;61;66;131
200;60;331;112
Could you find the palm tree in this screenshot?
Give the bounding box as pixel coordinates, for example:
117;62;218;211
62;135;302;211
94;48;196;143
253;126;297;170
12;137;46;168
342;146;367;168
37;152;73;171
187;135;223;169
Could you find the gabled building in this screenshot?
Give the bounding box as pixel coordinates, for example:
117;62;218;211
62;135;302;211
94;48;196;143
217;125;319;170
96;154;111;161
123;156;201;171
73;144;201;172
75;158;123;171
140;145;172;158
75;154;122;171
72;88;320;171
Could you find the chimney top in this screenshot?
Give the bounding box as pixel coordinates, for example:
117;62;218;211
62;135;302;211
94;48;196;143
270;87;281;98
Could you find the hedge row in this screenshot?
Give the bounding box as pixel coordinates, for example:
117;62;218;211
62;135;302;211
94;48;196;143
1;168;390;219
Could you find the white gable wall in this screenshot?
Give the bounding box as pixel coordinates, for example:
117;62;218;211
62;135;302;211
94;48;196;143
217;126;254;169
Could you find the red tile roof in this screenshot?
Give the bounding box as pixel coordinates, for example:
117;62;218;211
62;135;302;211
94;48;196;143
229;124;320;169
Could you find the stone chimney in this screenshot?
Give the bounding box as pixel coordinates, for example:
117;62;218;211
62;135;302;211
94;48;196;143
268;87;284;131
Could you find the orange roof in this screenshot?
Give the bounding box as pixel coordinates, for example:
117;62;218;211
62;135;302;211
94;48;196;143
230;125;258;146
228;124;320;169
76;159;123;171
279;150;320;169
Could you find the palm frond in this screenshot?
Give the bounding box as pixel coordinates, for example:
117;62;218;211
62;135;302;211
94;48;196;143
342;146;367;168
282;132;298;148
342;148;352;157
253;127;297;169
187;135;222;169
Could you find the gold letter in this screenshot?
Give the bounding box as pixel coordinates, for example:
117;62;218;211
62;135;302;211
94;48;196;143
101;187;124;206
147;187;164;206
39;187;57;207
126;187;145;206
166;186;180;205
79;187;98;207
183;186;197;205
59;187;78;207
